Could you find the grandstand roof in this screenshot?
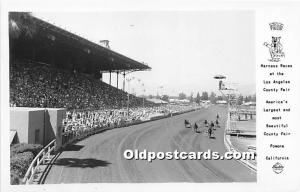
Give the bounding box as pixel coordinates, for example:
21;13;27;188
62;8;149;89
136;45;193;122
10;13;151;74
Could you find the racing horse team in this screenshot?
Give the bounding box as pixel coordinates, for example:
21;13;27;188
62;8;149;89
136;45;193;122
184;114;220;138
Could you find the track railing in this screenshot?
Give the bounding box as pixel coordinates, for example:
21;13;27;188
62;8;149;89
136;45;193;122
61;108;201;147
22;108;201;184
23;139;56;184
224;111;257;172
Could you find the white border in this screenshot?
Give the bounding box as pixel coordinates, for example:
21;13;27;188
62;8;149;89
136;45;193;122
1;1;300;192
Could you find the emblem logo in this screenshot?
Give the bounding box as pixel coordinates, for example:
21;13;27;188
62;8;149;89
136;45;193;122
263;36;285;62
269;22;284;31
272;162;284;174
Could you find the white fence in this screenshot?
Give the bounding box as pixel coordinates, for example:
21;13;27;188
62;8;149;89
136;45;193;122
224;111;257;172
22;139;56;184
22;108;201;184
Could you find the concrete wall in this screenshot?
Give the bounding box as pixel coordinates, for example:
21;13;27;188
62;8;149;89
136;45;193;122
10;107;66;146
45;108;66;146
28;109;45;145
10;109;29;144
10;108;44;144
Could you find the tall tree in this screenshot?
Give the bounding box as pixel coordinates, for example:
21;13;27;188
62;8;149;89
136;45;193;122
195;92;201;104
178;92;186;100
248;95;252;102
237;95;244;105
201;91;209;100
161;95;169;102
189;92;194;103
209;92;217;104
252;94;256;102
244;96;250;102
217;96;223;101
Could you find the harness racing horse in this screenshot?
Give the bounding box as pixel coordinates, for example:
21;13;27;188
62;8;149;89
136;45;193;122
215;119;220;128
208;126;213;138
184;119;191;128
194;123;199;133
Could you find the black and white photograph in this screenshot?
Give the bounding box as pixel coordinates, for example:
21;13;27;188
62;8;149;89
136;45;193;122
8;11;256;184
1;1;300;192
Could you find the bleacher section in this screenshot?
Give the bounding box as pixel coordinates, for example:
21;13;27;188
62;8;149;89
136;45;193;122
10;60;154;110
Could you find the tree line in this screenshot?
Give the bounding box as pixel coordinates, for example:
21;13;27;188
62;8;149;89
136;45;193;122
147;91;256;105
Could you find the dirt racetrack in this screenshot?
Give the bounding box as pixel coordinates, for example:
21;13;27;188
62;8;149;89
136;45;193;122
43;105;256;183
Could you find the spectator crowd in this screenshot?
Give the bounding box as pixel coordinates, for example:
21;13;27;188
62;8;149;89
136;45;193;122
10;60;153;110
61;104;201;143
10;60;202;144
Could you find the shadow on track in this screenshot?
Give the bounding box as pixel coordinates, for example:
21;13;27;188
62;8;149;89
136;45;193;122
63;144;85;151
53;158;111;168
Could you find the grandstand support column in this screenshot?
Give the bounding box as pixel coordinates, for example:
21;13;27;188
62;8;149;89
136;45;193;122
116;72;119;89
109;70;112;85
123;71;126;91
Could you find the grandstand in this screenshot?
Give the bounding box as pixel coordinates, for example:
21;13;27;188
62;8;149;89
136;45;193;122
9;12;158;149
10;60;153;110
9;12;152;110
9;13;207;184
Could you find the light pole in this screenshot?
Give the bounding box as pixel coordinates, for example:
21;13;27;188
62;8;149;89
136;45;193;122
214;75;239;133
142;86;146;108
126;77;134;116
160;86;164;97
157;86;163;98
137;79;146;108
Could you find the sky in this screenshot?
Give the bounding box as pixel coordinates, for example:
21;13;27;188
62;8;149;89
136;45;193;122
34;11;255;97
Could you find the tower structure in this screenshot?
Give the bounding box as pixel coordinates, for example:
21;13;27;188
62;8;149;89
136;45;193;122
214;75;239;132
